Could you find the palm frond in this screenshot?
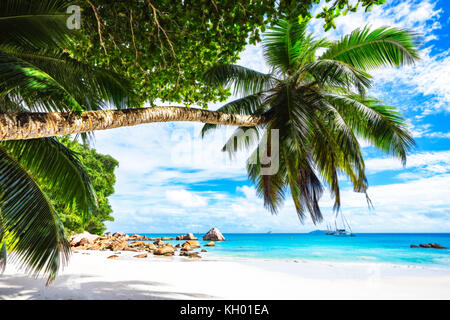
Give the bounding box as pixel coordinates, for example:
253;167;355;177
0;0;73;48
0;138;97;221
324;94;415;164
0;49;82;112
247;145;287;214
0;147;70;285
263;18;310;73
320;26;420;70
3;45;138;110
296;157;324;224
300;59;372;95
203;64;275;97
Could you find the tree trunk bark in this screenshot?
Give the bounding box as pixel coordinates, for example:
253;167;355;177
0;106;266;141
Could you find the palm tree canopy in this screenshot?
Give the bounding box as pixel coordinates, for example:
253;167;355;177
0;0;137;284
202;17;418;223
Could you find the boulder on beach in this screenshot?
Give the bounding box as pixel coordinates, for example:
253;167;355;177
153;245;175;256
134;253;148;258
111;240;129;251
180;233;198;240
201;249;207;252
183;240;200;249
129;241;147;248
154;239;165;246
203;228;225;241
181;245;192;251
180;251;201;258
107;255;119;259
147;243;157;251
70;231;100;247
128;234;143;241
112;232;126;238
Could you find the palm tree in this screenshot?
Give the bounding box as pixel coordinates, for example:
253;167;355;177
201;18;419;223
0;0;137;283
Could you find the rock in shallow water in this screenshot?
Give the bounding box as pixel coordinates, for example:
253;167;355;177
203;228;225;241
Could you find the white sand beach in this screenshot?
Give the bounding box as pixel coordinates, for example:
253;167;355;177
1;250;450;300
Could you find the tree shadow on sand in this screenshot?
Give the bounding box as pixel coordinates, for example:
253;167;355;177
0;274;215;300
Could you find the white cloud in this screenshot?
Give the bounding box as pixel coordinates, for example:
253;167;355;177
365;150;450;174
165;189;208;208
309;0;442;39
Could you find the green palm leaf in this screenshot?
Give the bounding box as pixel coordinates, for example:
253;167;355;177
263;18;310;73
324;94;414;164
3;45;138;110
0;0;73;48
320;26;420;70
300;59;372;95
203;64;275;97
0;147;70;285
0;138;97;221
0;49;83;112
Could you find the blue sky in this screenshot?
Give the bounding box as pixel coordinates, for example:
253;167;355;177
93;0;450;233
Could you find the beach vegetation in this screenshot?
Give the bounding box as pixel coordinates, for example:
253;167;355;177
43;136;118;236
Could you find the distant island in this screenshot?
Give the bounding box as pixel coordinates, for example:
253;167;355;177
308;230;328;235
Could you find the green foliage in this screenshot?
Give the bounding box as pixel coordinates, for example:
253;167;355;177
0;0;127;284
202;18;418;223
43;136;119;236
0;0;138;113
69;0;384;108
316;0;387;31
0;145;70;285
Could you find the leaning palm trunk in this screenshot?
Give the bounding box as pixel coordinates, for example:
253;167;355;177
0;106;265;141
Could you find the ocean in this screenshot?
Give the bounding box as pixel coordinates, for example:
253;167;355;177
133;233;450;268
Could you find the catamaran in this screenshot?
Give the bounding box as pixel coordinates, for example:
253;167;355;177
325;214;355;236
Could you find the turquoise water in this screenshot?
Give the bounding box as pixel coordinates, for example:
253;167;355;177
135;233;450;268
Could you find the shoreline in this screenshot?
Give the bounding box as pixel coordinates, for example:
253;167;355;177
1;249;450;300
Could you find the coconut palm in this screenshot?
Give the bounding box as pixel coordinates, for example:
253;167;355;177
201;18;419;223
0;0;137;283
